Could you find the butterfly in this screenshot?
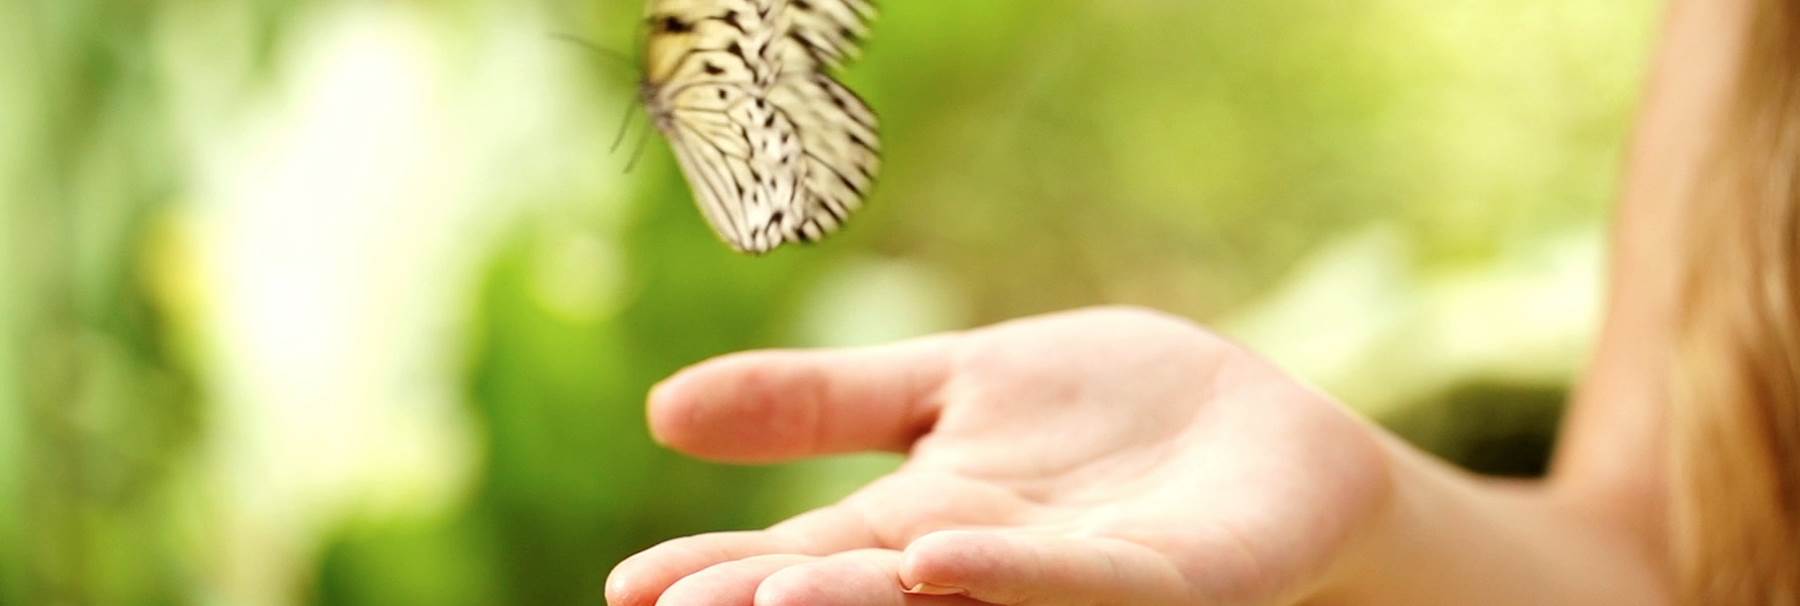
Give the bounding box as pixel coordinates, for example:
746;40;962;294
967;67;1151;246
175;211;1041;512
640;0;880;254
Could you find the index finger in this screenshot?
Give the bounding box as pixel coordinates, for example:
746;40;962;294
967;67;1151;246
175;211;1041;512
647;334;960;463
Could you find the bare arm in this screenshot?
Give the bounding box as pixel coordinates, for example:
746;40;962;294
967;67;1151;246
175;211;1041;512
612;309;1673;606
1321;0;1752;601
1553;0;1748;559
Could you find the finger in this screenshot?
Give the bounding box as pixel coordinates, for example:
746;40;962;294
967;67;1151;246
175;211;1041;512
648;334;959;463
900;531;1193;606
840;472;1045;548
608;505;878;606
654;554;812;606
753;549;994;606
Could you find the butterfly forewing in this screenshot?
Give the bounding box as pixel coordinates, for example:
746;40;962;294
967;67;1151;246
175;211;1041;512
783;0;875;67
642;0;880;254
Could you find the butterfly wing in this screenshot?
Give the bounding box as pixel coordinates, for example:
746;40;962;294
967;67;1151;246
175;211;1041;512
783;0;876;67
642;0;880;253
766;53;879;242
660;82;807;254
644;0;808;254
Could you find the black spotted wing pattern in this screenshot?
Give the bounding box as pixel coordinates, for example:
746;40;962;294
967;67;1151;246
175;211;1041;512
642;0;879;254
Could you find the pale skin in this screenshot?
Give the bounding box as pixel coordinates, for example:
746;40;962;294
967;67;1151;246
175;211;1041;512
606;0;1747;603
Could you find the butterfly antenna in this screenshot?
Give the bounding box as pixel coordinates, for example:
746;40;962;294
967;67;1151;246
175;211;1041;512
548;33;639;78
623;122;653;174
609;101;638;153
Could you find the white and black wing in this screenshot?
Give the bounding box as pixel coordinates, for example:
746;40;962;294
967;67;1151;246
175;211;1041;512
646;0;810;253
760;0;880;243
642;0;880;254
659;82;809;254
782;0;877;67
767;52;879;242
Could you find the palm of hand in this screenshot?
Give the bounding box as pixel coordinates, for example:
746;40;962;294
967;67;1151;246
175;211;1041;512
610;308;1391;606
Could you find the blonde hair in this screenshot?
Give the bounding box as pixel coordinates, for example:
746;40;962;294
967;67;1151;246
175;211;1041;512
1672;0;1800;601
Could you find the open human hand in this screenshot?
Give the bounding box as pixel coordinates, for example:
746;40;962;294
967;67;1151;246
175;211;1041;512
607;307;1394;606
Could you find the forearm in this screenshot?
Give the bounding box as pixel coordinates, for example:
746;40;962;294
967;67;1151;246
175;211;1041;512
1550;0;1750;548
1311;432;1668;605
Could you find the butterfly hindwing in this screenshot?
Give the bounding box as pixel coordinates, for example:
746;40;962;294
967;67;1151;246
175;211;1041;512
664;83;806;253
769;62;879;240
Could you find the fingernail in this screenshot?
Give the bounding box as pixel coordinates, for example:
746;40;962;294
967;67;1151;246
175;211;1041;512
904;583;967;596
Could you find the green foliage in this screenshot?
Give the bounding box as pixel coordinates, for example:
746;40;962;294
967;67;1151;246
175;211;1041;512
0;0;1657;604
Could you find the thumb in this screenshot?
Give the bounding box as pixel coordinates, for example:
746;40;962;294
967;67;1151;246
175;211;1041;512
648;334;959;463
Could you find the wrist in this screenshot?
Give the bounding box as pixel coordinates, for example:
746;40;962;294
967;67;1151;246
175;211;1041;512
1308;431;1669;605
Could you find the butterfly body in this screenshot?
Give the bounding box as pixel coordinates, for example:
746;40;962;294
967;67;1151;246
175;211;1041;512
640;0;879;254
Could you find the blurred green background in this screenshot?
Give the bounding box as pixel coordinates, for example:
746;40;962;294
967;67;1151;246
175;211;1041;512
3;0;1657;604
